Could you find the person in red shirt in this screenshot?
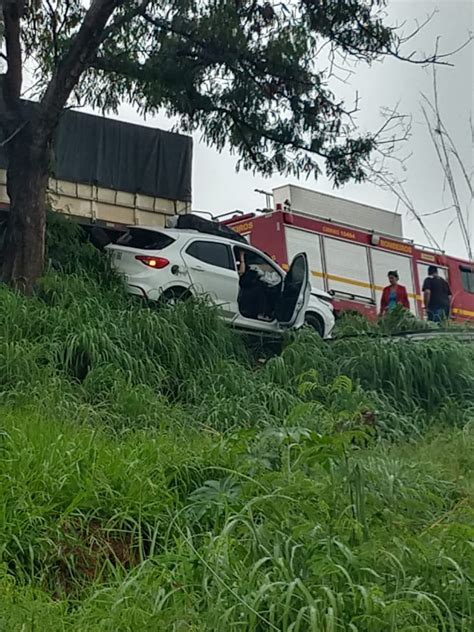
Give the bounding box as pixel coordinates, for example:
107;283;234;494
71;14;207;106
380;270;410;315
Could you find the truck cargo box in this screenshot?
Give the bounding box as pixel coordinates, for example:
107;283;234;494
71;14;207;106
0;102;192;229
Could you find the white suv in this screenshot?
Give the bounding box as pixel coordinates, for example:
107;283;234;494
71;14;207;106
106;226;335;338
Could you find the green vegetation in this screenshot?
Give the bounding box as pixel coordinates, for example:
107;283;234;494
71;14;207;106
0;221;473;630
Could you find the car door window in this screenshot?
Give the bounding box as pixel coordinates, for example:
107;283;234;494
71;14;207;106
234;247;282;282
186;241;234;270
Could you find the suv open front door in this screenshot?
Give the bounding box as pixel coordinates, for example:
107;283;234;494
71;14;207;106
275;253;310;329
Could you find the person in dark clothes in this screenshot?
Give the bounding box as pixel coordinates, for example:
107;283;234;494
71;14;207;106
422;265;452;322
380;270;410;315
237;249;265;319
237;249;281;320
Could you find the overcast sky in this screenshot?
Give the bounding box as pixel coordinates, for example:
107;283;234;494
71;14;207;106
89;1;473;258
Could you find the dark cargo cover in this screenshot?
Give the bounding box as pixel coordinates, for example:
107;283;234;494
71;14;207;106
0;102;192;203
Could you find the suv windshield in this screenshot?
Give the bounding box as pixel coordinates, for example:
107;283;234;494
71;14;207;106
115;228;175;250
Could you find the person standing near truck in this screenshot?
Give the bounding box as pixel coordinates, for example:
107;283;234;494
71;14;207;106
380;270;410;315
422;265;452;322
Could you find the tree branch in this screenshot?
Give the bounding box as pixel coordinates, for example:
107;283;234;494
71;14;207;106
38;0;124;134
420;64;472;258
57;0;73;36
44;0;59;64
99;0;153;42
420;93;474;200
0;120;26;146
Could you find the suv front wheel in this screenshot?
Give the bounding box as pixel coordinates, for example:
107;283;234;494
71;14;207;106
304;312;324;337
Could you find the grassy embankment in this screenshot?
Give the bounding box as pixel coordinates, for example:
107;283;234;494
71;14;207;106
0;216;473;630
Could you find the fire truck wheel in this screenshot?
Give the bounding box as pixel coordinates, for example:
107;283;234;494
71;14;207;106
305;313;324;337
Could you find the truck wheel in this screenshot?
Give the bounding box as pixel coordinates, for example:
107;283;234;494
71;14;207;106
160;287;192;307
305;313;324;337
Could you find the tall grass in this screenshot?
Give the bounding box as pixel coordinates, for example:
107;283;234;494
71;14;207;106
331;335;474;412
0;215;473;630
3;272;472;429
0;409;472;630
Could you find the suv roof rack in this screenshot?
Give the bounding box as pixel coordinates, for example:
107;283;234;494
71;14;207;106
167;213;248;244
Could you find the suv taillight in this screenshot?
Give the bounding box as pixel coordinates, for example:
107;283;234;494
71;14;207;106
135;255;170;269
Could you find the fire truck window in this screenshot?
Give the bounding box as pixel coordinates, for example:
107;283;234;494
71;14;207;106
460;267;474;293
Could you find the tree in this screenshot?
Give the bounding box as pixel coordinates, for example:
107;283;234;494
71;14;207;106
0;0;449;292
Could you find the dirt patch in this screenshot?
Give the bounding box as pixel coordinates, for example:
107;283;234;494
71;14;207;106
54;517;140;595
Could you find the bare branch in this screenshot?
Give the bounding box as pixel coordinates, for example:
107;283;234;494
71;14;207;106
0;121;26;146
385;16;473;68
397;10;438;45
366;165;441;249
449;148;474;200
362;107;443;250
421;91;474;201
420;64;472;258
442;216;458;248
418;205;456;217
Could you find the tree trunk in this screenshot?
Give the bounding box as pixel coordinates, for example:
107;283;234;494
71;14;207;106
0;0;125;294
1;123;50;294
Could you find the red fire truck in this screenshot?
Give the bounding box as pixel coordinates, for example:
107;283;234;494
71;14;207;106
225;206;474;323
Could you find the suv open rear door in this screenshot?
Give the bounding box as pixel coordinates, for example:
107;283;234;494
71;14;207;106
275;253;310;329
